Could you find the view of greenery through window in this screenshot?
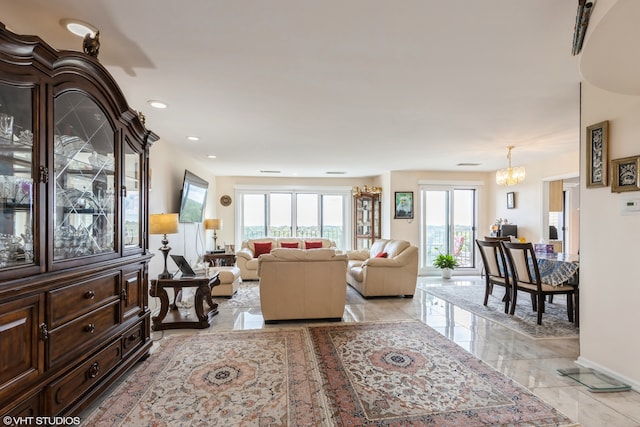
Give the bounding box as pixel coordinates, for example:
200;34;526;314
241;191;347;249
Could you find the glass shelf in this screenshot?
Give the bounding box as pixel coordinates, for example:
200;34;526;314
0;83;35;269
53;91;116;261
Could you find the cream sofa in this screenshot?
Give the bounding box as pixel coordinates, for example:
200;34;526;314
257;248;348;323
346;239;419;298
236;237;336;280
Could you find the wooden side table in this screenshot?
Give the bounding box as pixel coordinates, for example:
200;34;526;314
150;273;220;330
204;252;237;267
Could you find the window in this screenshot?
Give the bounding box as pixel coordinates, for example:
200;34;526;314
420;184;479;273
237;187;349;250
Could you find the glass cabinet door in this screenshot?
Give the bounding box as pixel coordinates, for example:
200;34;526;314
53;91;116;260
0;83;35;268
123;140;141;249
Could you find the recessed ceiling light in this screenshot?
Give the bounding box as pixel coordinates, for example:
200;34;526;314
457;163;481;167
259;170;281;174
186;136;200;141
326;171;346;175
60;19;96;37
207;155;217;159
147;100;168;109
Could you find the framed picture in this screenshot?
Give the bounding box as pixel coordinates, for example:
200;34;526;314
394;192;413;219
506;191;515;209
611;155;640;193
586;120;609;188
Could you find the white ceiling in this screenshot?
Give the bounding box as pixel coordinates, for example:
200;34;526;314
1;0;582;177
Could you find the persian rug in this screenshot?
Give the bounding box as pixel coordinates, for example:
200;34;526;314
422;284;579;339
84;321;576;426
310;322;575;426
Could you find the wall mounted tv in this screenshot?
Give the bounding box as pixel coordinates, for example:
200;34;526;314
178;170;208;223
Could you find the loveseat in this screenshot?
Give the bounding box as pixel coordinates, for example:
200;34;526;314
257;248;348;323
346;239;419;298
236;237;336;280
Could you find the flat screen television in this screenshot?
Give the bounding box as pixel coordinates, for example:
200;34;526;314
178;170;208;223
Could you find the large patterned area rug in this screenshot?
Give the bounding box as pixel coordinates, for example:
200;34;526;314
422;284;579;339
84;321;576;426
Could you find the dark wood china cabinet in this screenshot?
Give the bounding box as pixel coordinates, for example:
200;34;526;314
0;23;158;417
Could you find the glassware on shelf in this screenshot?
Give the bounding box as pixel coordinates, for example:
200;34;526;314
0;112;14;141
175;288;195;317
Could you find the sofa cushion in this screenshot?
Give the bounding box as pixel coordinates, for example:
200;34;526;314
254;241;272;257
280;242;299;248
384;240;410;258
369;239;389;258
375;251;388;258
304;240;323;249
269;247;337;261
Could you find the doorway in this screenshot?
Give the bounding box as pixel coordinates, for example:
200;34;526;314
420;186;478;274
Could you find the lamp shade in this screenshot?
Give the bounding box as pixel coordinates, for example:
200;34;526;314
204;218;223;230
149;213;179;234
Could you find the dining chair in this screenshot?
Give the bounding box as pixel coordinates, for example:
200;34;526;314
475;239;511;313
502;241;578;325
479;236;511;278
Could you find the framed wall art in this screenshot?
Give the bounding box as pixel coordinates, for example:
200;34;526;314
507;191;516;209
586;120;609;188
611;155;640;193
394;191;413;219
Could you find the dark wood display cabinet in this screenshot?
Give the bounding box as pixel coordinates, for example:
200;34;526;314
0;23;158;417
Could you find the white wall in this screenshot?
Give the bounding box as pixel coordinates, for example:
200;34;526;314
147;139;217;278
487;151;579;245
579;81;640;389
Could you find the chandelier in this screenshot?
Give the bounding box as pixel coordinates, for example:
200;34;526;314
496;146;525;186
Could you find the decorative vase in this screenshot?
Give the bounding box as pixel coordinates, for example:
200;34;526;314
441;268;452;279
176;288;194;317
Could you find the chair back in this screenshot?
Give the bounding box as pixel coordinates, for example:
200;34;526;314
502;242;542;288
475;239;509;280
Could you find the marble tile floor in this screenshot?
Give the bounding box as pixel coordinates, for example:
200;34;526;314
122;276;640;426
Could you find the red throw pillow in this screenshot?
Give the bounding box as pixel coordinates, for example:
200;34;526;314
375;252;388;258
305;241;323;249
253;242;272;257
281;242;299;249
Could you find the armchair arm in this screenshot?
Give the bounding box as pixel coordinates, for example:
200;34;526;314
362;257;404;268
362;246;417;268
236;248;254;261
346;249;370;261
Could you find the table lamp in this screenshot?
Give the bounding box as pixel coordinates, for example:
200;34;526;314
204;218;223;251
149;213;179;279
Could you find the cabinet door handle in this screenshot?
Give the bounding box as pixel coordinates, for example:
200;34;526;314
85;323;96;333
88;362;100;379
39;165;49;183
85;290;96;299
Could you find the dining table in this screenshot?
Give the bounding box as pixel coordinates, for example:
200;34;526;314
534;251;579;286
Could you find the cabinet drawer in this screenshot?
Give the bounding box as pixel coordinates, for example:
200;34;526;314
46;339;121;415
122;322;144;358
48;273;120;328
48;301;119;369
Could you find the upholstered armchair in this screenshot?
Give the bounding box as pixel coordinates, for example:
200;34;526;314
346;239;418;298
